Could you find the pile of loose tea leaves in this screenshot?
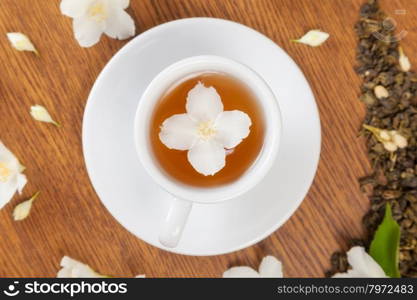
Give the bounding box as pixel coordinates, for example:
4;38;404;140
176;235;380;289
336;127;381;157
327;0;417;277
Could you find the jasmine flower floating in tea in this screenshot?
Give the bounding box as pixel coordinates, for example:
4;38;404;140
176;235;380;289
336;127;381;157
159;82;252;176
151;73;264;188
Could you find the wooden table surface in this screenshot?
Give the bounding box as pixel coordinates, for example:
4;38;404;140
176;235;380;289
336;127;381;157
1;0;416;278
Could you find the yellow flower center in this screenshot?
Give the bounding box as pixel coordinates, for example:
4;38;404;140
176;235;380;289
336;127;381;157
197;121;217;140
88;1;108;22
0;162;11;182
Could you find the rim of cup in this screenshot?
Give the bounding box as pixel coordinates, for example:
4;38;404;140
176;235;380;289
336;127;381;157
134;55;282;204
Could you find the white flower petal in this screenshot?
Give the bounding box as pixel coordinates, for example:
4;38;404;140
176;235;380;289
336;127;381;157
258;256;283;278
60;256;78;268
332;269;363;278
393;133;407;148
57;256;106;278
293;30;329;47
0;178;18;210
186;82;223;122
0;141;26;209
13;191;40;221
57;268;72;278
187;141;225;176
119;0;130;9
70;266;103;278
215;111;251;149
159;114;198;150
223;266;260;278
374;85;389;99
0;142;19;167
60;0;92;18
399;47;411;72
7;33;38;54
17;174;27;194
73;16;104;47
30;105;60;126
332;247;387;278
383;141;398;152
13;201;33;221
347;246;387;277
104;7;135;39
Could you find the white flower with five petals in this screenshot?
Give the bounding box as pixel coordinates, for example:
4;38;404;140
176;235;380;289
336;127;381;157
57;256;106;278
332;246;388;278
60;0;135;47
223;256;283;278
0;141;27;209
159;82;252;176
57;256;146;278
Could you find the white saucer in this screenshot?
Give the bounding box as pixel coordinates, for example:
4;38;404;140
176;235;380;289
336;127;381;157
82;18;321;256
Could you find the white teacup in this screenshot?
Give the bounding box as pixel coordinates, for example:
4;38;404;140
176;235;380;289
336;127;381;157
134;55;281;248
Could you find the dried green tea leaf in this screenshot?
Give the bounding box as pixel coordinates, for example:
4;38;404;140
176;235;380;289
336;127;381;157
369;203;401;278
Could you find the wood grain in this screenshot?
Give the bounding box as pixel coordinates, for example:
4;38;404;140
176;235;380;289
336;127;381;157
1;0;416;277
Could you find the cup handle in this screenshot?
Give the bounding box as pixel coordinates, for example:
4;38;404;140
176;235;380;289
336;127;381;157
159;198;192;248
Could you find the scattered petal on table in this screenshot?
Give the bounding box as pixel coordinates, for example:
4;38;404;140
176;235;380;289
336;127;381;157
292;30;329;47
13;191;40;221
57;256;107;278
7;32;38;55
30;105;60;126
258;256;283;277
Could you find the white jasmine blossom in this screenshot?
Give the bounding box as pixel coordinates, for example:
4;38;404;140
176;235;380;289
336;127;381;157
30;105;60;126
399;47;411;72
374;85;389;99
223;256;283;278
292;30;329;47
60;0;135;47
13;191;40;221
0;141;27;209
159;82;252;176
57;256;145;278
332;246;387;278
363;125;407;152
57;256;107;278
6;33;38;54
392;133;407;149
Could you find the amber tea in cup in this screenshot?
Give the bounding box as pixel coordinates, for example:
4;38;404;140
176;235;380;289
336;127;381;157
150;72;265;187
